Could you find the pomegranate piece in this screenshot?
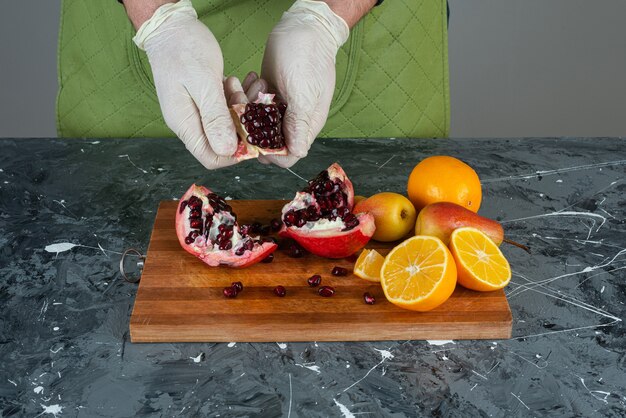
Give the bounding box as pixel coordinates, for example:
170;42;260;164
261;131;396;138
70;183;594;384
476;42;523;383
278;163;376;258
307;274;322;287
274;285;287;297
363;292;376;305
270;218;282;232
318;286;335;297
331;266;348;276
286;241;305;258
230;93;288;160
176;184;277;268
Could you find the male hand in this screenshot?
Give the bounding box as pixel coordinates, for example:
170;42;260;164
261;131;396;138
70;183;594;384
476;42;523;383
129;0;238;170
258;0;350;168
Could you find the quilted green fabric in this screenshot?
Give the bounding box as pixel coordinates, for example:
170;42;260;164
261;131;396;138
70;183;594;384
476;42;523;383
57;0;449;139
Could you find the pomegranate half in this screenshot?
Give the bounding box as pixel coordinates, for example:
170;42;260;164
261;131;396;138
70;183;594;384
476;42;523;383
279;163;375;258
176;184;277;268
230;92;288;161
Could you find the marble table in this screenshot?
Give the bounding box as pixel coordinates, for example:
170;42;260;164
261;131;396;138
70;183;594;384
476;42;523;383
0;137;624;417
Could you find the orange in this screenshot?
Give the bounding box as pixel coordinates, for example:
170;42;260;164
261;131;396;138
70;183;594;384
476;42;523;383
449;227;511;291
407;156;482;213
353;195;368;206
353;249;385;282
380;236;457;312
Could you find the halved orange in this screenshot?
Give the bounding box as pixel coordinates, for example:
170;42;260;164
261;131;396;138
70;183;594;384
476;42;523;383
449;227;511;291
380;236;457;312
354;249;385;282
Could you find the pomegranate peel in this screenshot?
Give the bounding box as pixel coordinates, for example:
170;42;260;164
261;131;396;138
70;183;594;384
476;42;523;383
176;184;277;268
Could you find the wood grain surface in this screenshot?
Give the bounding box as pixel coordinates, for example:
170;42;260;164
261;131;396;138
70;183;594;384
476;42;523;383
130;201;512;342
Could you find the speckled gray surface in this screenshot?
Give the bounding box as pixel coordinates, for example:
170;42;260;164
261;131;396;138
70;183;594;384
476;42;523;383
0;137;625;417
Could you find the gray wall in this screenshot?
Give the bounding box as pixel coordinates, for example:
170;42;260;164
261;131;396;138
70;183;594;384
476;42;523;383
1;0;625;138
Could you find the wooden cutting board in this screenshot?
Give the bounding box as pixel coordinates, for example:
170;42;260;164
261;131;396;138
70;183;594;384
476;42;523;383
130;200;512;342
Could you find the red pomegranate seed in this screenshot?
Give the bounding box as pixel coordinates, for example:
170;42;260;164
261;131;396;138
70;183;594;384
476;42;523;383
363;292;376;305
307;274;321;287
331;266;348;276
318;286;335;297
179;200;188;214
270;218;282;232
231;282;243;294
274;285;287;297
223;286;238;298
287;242;304;258
262;253;274;263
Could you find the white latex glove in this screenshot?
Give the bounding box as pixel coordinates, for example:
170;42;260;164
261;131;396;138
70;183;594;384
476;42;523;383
259;0;349;168
134;0;238;170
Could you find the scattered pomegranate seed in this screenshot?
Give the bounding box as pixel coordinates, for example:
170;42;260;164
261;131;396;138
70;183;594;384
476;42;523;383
223;286;238;298
363;292;375;305
318;286;335;297
274;285;287;297
331;266;348;276
262;253;274;263
231;282;243;293
270;218;282;232
307;274;322;287
287;242;305;258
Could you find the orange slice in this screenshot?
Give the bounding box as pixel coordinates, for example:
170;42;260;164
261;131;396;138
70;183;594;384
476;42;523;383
354;249;385;282
380;236;457;311
449;227;511;291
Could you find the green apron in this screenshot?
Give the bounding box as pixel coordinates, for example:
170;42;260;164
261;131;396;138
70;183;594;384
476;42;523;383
57;0;449;139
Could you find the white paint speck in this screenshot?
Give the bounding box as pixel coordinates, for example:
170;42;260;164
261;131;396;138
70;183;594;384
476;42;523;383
427;340;455;346
539;193;544;197
224;196;233;201
34;386;44;394
442;355;449;360
234;176;240;181
601;286;605;293
374;348;394;360
53;327;59;331
277;342;287;350
90;141;100;144
3;181;8;184
227;342;236;348
50;346;63;354
556;179;563;183
190;353;204;363
333;399;355;418
295;363;321;374
80;148;84;153
157;168;164;171
40;404;63;417
8;379;17;386
44;243;77;254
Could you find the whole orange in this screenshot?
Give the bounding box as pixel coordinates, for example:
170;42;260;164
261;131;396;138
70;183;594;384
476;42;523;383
407;156;482;212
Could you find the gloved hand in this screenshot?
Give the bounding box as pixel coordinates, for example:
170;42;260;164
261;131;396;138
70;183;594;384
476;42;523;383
259;0;350;168
133;0;238;170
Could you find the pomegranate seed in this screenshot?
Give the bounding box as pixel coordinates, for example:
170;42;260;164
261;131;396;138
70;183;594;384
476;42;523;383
363;292;376;305
179;200;188;214
274;285;287;297
184;237;193;245
307;274;321;287
318;286;335;297
223;286;237;298
189;210;201;219
231;282;243;293
189;219;202;229
250;222;262;234
262;253;274;263
270;218;282;232
331;266;348;276
235;247;245;256
287;242;304;258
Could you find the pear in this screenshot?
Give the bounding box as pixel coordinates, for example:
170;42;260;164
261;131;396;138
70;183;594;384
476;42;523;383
415;202;504;245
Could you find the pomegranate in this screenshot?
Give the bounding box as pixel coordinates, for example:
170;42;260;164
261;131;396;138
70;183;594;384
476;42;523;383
278;163;376;258
230;93;288;160
176;184;277;268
